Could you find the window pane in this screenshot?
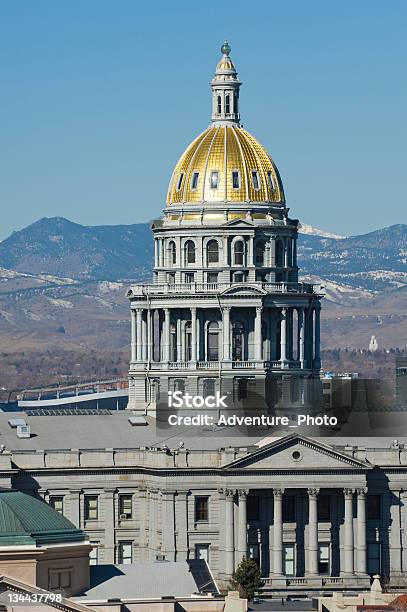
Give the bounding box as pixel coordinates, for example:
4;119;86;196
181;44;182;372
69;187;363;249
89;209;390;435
191;172;199;190
119;495;132;518
234;241;244;265
196;544;209;562
210;171;219;189
207;240;219;263
50;496;64;514
195;497;209;522
119;542;133;565
85;496;98;520
268;171;275;190
207;272;218;284
217;96;221;114
252;171;260;190
177;173;184;191
318;543;330;574
225;95;230;114
283;544;295;576
232;171;240;189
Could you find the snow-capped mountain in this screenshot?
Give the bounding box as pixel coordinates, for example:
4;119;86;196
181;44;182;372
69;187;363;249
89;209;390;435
298;222;346;239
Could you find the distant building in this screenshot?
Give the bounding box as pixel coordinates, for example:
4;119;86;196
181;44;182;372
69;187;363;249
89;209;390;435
369;335;378;352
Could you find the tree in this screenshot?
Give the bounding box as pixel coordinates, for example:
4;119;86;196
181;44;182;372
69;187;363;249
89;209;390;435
229;557;264;601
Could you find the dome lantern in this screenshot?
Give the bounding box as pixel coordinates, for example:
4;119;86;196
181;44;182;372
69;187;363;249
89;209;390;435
211;41;241;125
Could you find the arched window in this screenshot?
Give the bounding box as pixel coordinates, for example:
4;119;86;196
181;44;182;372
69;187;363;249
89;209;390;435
275;239;284;267
225;94;230;114
217;96;222;114
185;240;196;264
168;241;176;265
232;321;244;361
255;240;265;266
233;240;245;266
207;240;219;263
185;321;192;361
207;321;219;361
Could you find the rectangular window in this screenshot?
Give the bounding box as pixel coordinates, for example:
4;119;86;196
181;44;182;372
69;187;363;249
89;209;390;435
282;496;295;522
251;170;260;190
207;272;218;284
49;570;72;591
176;173;184;191
318;543;330;574
191;172;199;190
90;542;99;566
283;544;295;576
367;542;381;575
84;495;98;521
210;171;219;189
195;544;209;562
232;170;240;189
233;272;245;283
118;541;133;565
367;495;381;520
167;272;175;284
195;496;209;522
49;496;64;515
185;272;195;284
317;495;330;521
225;95;230;114
119;494;133;519
267;170;275;190
247;496;260;521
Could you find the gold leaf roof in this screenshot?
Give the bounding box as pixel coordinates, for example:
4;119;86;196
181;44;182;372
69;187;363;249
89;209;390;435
166;125;285;206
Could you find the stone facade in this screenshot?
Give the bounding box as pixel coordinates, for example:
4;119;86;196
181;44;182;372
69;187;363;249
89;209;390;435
3;434;407;593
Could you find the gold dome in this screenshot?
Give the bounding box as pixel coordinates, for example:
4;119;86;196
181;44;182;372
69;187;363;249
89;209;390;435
216;56;236;71
167;125;285;206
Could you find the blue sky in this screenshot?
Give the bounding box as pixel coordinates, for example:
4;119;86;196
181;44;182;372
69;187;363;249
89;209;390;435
0;0;406;240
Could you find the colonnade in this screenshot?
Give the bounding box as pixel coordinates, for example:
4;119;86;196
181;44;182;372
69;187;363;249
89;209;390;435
154;234;298;270
130;304;321;367
220;487;367;578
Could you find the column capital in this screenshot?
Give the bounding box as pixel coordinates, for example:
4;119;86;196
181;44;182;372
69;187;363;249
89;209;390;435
273;488;284;498
356;487;368;497
307;487;320;497
344;488;355;498
256;305;263;314
223;306;231;313
238;489;249;499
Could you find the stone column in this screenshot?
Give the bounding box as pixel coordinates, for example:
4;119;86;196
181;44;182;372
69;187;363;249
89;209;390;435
248;237;253;266
191;307;197;362
136;309;143;361
175;491;189;561
130;309;136;362
273;488;284;575
159;239;164;267
176;317;182;362
142;311;147;361
223;236;229;266
271;236;276;268
224;489;235;576
356;488;367;575
222;307;231;361
161;491;176;561
344;488;355;575
154;239;158;267
314;306;321;366
163;308;170;362
299;308;305;368
104;489;115;563
280;308;287;363
237;490;248;562
308;488;319;575
254;306;262;360
69;489;81;528
147;309;152;362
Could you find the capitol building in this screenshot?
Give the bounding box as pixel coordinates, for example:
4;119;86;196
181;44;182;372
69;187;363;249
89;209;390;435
127;41;323;412
1;44;406;600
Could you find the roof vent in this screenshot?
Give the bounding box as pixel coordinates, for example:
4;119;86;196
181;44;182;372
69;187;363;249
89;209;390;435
8;418;27;428
128;416;148;426
16;424;31;439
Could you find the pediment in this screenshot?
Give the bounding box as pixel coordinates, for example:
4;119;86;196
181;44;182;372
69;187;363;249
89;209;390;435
0;576;90;611
223;434;370;471
223;218;254;227
220;284;267;296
